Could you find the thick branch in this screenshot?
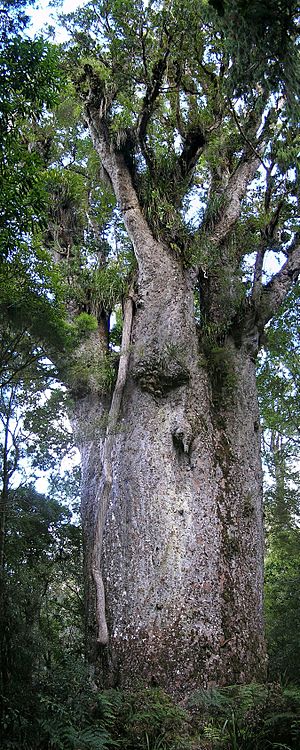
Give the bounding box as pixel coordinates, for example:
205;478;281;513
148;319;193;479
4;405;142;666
206;154;260;247
177;127;206;183
85;103;162;280
258;239;300;327
251;199;285;300
92;293;134;644
137;46;171;172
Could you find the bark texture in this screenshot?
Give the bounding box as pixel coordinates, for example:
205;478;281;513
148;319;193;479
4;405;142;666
93;295;265;694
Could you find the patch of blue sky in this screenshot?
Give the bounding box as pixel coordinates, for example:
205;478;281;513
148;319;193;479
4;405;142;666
28;0;87;41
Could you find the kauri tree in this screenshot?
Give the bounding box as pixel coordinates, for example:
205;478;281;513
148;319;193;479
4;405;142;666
48;0;300;694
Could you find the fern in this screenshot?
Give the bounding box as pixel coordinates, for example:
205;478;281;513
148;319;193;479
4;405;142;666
188;683;300;750
73;725;113;749
39;719;113;750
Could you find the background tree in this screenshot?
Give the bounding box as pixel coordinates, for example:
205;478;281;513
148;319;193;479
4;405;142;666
258;285;300;683
0;361;82;747
0;0;71;361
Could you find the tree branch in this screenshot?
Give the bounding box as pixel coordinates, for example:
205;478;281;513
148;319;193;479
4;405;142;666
139;20;149;81
251;199;285;299
81;64;118;123
205;154;261;247
86;101;161;280
136;45;171;171
227;100;268;171
176;127;206;183
258;237;300;327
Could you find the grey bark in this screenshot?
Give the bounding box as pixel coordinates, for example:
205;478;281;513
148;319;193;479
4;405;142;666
93;285;265;693
69;98;300;695
70;327;110;658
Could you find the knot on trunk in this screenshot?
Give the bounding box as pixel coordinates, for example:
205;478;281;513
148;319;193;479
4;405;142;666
132;346;190;396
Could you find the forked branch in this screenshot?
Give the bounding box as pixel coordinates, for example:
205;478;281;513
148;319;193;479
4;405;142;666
137;46;171;171
177;127;206;183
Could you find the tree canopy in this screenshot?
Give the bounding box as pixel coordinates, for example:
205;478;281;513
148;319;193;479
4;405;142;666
56;0;299;353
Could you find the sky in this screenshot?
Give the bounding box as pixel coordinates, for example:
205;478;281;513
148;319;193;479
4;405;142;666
28;0;86;40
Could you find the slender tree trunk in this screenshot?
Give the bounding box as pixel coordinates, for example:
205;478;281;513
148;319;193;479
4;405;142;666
70;327;110;663
0;390;15;712
0;394;12;572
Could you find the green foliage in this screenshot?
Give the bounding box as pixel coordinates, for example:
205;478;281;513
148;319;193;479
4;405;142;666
68;349;117;395
0;28;62;255
0;0;32;39
0;487;83;750
39;724;111;750
91;262;131;313
257;286;300;684
189;683;300;749
258;285;300;450
74;312;99;337
2;668;193;750
37;661;114;750
93;688;191;750
208;0;300;117
64;0;300;235
109;306;123;348
0;2;71;362
265;528;300;684
0;248;72;355
0;289;85;750
40;118;135;350
0;332;74;476
4;680;299;750
142;184;189;252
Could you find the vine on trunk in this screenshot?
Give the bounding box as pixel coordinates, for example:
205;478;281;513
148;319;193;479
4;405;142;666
91;293;134;644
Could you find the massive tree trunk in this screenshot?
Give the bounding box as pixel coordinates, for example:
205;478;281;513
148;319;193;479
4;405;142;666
100;280;265;693
73;188;266;692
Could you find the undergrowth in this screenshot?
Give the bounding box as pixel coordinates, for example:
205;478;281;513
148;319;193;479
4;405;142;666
188;682;300;749
1;666;300;750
